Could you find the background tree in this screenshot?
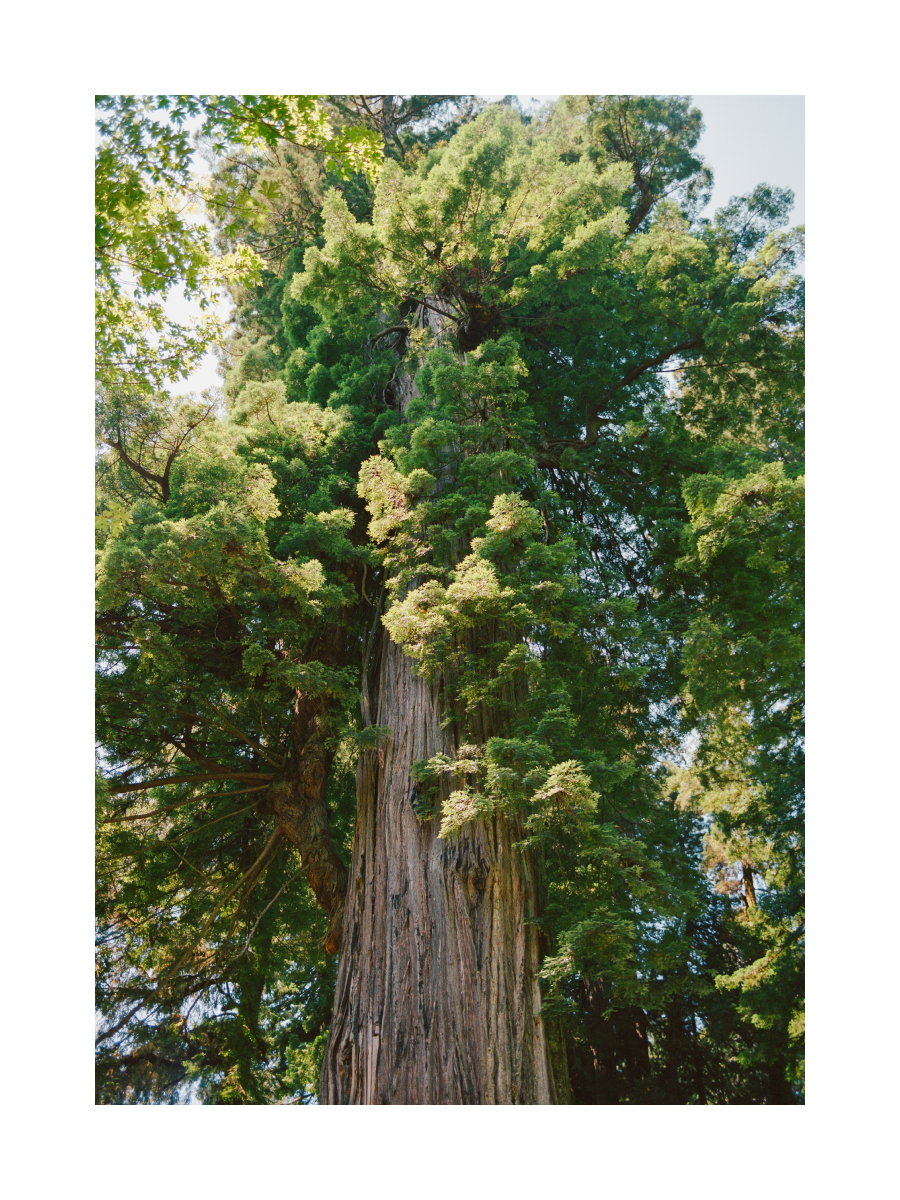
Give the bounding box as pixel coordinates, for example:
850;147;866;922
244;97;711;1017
95;94;381;394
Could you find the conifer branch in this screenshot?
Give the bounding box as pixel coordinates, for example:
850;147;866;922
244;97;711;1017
159;828;283;987
107;771;276;795
103;784;268;823
95;1000;148;1045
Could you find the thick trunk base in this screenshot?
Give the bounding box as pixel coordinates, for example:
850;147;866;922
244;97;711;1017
320;639;566;1104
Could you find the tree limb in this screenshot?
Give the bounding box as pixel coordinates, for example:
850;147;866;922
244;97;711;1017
107;771;276;795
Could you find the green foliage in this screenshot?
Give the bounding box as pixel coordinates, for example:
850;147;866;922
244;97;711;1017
96;95;382;395
667;458;805;1100
96;96;804;1103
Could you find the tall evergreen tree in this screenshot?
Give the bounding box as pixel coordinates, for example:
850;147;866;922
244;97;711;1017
96;96;803;1104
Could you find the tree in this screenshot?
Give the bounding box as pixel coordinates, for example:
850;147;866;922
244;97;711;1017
96;96;804;1104
95;95;382;395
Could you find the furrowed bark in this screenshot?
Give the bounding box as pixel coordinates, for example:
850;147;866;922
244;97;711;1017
319;297;568;1103
266;693;348;954
319;636;567;1104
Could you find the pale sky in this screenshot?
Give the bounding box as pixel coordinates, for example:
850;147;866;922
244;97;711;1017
694;95;804;223
167;94;804;397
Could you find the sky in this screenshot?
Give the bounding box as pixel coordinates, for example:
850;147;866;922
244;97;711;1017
693;95;804;222
166;95;805;397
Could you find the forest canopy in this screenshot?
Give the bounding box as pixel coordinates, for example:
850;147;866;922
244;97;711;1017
95;94;804;1105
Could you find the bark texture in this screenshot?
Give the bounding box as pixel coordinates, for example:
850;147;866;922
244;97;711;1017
268;709;347;955
319;637;566;1104
320;300;567;1103
261;633;350;954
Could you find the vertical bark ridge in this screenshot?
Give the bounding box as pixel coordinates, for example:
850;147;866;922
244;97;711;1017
320;637;563;1104
320;303;567;1103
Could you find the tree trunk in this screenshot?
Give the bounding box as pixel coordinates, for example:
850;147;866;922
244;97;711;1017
319;299;568;1103
269;695;347;956
262;629;350;955
741;860;757;909
319;635;568;1103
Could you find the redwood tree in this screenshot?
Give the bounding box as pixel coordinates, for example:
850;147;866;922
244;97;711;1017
96;96;804;1104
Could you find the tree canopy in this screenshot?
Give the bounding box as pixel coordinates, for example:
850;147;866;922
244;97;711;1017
96;95;803;1104
95;94;382;395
